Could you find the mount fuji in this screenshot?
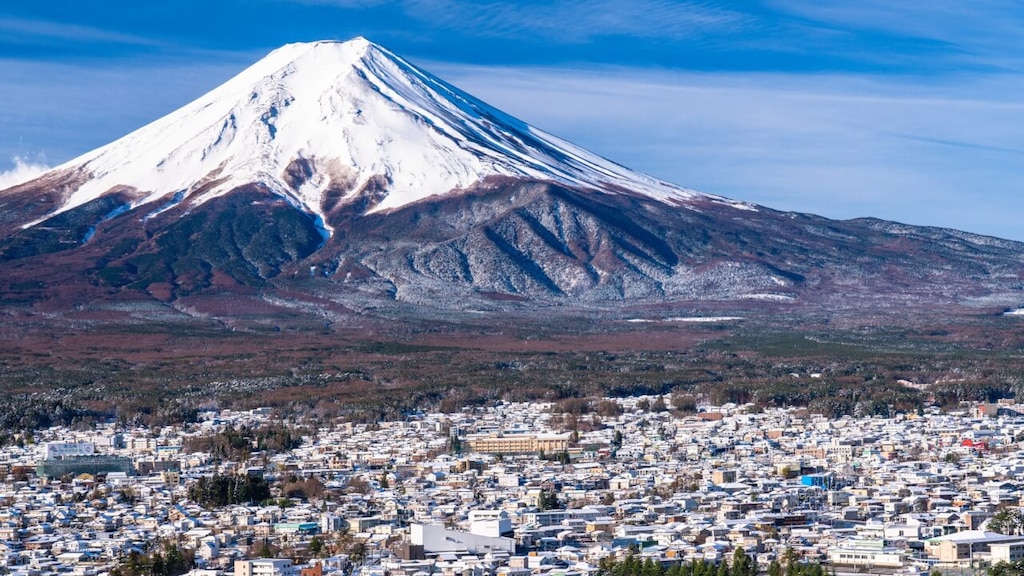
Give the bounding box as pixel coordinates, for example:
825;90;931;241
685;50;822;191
26;38;743;230
1;37;1022;319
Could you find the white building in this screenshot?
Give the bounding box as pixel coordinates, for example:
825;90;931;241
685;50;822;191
234;558;296;576
411;523;515;554
828;540;905;568
468;510;513;537
42;442;94;460
989;541;1024;564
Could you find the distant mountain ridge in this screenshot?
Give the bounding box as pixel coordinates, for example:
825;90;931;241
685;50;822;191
1;37;1022;318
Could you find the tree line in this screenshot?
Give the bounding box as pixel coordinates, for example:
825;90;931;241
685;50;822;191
182;423;304;460
597;548;831;576
110;542;194;576
187;473;271;507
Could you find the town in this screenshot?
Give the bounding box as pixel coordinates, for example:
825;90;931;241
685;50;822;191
3;395;1024;576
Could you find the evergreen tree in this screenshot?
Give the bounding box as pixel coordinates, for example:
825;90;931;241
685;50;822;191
596;553;827;576
782;548;800;576
612;430;624;449
448;434;462;454
731;547;753;576
538;489;561;510
695;560;712;576
151;551;165;576
717;558;730;576
643;557;665;576
309;535;324;557
257;541;274;558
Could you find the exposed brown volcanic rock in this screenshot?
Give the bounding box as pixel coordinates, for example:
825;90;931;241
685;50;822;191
1;175;1023;322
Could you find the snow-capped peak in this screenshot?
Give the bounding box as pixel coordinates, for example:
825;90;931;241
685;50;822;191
28;37;743;232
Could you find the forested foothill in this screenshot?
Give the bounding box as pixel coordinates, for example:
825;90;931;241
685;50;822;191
2;310;1023;434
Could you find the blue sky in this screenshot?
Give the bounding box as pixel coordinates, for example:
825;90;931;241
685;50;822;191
1;1;1022;239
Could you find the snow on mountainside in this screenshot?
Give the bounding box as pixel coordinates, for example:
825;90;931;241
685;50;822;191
25;37;743;233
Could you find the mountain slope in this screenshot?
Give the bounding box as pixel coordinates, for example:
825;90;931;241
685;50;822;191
17;38;742;233
1;37;1022;317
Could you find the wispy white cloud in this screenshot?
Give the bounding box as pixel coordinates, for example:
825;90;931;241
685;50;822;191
401;0;749;42
766;0;1024;71
289;0;393;6
284;0;749;42
430;62;1024;240
0;156;49;191
769;0;1024;42
0;16;160;48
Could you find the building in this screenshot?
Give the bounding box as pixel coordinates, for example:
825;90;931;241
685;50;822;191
36;454;133;479
469;510;513;538
800;474;833;489
464;433;570;455
42;442;94;460
711;470;737;484
927;531;1024;564
410;523;515;554
991;541;1024;564
234;558;297;576
828;539;905;568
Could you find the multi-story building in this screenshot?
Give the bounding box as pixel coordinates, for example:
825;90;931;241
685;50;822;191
464;433;569;455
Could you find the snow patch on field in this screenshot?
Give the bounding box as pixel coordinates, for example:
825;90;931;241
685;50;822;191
626;316;743;323
742;293;797;301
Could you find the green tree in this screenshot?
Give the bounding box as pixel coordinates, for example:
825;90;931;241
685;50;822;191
538;489;561;510
350;542;367;565
151;552;165;576
188;473;271;508
612;430;623;449
782;548;800;576
110;541;193;576
717;558;730;576
162;544;192;576
449;435;463;454
989;509;1024;535
985;561;1024;576
257;541;274;558
732;546;756;576
642;558;662;576
309;535;324;557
